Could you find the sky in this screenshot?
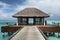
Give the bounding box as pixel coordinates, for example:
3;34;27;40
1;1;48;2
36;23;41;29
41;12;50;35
0;0;60;20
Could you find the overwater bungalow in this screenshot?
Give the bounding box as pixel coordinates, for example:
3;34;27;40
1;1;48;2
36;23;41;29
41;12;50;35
13;8;49;25
1;8;60;33
1;8;60;40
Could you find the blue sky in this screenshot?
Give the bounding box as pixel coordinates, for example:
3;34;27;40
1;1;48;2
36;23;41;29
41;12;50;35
0;0;60;20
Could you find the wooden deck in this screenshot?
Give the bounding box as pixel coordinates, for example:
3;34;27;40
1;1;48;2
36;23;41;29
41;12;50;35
9;26;47;40
1;25;60;33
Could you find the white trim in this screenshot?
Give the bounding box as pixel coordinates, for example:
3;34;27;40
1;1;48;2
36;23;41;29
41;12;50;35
16;18;18;26
44;18;45;26
16;22;18;26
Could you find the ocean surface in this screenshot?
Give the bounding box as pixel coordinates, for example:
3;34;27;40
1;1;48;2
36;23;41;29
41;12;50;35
0;20;60;40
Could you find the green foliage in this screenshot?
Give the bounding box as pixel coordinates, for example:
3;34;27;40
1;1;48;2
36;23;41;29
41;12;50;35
6;22;9;26
52;22;60;26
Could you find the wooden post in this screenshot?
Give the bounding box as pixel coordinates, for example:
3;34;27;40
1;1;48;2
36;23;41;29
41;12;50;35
17;18;18;26
34;18;35;25
27;18;28;25
58;25;59;36
43;18;45;26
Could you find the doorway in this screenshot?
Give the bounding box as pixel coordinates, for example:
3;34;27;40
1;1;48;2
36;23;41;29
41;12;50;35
28;18;34;25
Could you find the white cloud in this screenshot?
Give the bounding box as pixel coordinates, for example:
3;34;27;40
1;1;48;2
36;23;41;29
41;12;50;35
16;0;60;18
0;1;10;9
0;0;60;20
0;10;8;19
0;1;17;20
0;1;8;6
16;0;60;11
0;9;16;20
0;1;10;19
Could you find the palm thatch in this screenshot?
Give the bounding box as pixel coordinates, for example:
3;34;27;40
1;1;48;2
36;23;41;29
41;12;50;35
13;8;49;18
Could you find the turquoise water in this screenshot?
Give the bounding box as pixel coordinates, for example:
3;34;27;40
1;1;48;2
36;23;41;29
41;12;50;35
48;33;60;40
0;24;9;40
0;20;60;40
0;20;16;40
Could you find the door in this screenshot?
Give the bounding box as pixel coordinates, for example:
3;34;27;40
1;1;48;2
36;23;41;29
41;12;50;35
28;18;34;25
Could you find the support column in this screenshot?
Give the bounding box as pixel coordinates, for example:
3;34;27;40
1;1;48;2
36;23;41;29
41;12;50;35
17;18;18;26
27;18;28;25
34;18;35;25
43;18;45;26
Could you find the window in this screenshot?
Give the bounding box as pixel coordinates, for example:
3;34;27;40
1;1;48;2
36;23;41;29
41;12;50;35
18;18;27;25
35;18;42;24
18;18;22;25
22;18;27;24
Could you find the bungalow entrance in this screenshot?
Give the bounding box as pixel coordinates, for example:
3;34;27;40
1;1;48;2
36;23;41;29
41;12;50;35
13;8;49;25
28;18;34;24
28;18;44;25
17;17;44;25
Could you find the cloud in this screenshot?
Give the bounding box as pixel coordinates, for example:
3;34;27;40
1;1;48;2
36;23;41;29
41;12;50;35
15;0;60;20
16;0;60;13
0;0;60;20
0;10;16;20
0;1;17;20
0;1;10;9
0;10;8;19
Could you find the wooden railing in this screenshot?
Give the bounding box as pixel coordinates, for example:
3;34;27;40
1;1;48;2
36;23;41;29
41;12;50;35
39;27;60;32
1;26;22;33
1;25;60;33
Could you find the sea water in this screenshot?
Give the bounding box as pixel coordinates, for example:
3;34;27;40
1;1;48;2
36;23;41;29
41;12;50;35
0;24;8;40
0;20;60;40
0;20;16;40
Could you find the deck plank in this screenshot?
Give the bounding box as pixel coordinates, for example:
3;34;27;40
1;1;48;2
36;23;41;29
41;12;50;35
10;26;46;40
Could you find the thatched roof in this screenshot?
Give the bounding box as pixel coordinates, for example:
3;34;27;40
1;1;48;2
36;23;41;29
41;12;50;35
13;8;49;18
